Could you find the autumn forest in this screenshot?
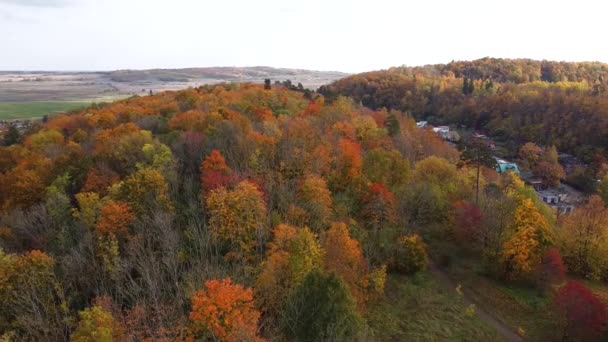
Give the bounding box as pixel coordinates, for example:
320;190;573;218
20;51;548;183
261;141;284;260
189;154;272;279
2;58;608;341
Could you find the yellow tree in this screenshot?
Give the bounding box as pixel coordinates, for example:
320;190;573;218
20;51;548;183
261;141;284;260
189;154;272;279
73;192;102;229
71;306;120;342
0;250;67;340
501;197;552;278
298;175;333;232
120;167;173;215
255;224;322;318
206;180;267;261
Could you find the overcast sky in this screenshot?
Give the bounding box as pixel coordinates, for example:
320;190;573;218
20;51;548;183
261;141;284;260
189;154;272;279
1;0;606;72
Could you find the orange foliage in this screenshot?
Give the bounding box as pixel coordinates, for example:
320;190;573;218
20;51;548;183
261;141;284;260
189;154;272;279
252;107;274;121
322;222;367;305
201;150;231;174
301;101;322;116
81;167;120;195
94;123;140;154
96;200;135;236
339;139;362;178
189;278;261;342
331;139;362;190
47;114;89;136
361;183;397;231
88;111;117;129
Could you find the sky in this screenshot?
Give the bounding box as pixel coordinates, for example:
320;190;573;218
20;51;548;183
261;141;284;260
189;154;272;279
1;0;607;73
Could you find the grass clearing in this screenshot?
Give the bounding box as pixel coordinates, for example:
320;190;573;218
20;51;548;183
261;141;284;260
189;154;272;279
0;101;91;120
367;272;505;341
445;256;560;341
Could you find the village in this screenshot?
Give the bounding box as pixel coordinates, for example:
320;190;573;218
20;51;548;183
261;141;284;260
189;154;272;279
0;119;34;137
417;121;586;216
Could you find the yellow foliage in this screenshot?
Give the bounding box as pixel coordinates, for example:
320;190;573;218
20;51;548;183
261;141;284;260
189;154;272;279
73;192;102;229
502;225;539;275
255;225;322;317
501;198;552;278
206;181;267;261
71;306;117;342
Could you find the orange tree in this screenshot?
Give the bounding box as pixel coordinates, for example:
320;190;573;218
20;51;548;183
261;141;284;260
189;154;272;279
189;278;261;341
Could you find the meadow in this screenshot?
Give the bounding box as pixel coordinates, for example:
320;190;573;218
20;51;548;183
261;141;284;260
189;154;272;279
0;101;91;120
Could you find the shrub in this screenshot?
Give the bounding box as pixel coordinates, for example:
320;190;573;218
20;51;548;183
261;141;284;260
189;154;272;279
392;233;428;274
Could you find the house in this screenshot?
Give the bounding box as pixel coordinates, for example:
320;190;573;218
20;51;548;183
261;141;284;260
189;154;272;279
520;171;544;190
537;189;575;214
416;121;428;128
537;189;567;205
432;126;450;139
495;158;520;175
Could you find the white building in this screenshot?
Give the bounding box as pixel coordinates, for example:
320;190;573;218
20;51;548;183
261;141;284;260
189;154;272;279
432;126;450;139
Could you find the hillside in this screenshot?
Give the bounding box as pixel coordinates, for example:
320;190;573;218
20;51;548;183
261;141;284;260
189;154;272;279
319;58;608;163
2;83;608;340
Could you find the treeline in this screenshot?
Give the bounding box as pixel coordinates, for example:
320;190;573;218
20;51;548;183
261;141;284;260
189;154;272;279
391;57;608;84
1;83;607;340
319;58;608;164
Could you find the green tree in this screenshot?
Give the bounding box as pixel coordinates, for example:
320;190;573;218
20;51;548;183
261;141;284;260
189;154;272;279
3;125;21;146
385;111;401;136
281;269;363;342
392;233;428;274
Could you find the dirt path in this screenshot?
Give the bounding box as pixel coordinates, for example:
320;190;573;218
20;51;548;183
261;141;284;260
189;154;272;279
428;264;523;342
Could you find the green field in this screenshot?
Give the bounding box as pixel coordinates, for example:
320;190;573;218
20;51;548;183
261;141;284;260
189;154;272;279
368;273;505;341
0;101;92;120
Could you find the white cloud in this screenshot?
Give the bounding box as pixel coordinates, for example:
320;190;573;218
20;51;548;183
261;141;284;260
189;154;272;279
0;0;71;7
0;0;607;71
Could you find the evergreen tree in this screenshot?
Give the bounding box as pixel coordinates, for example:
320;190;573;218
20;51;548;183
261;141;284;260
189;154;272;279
3;124;21;146
386;112;401;136
264;78;271;90
282;269;363;341
462;77;470;95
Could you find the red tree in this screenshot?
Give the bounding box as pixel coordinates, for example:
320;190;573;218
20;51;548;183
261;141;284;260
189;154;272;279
537;247;566;290
553;281;607;340
361;183;397;232
452;200;482;245
200;150;233;193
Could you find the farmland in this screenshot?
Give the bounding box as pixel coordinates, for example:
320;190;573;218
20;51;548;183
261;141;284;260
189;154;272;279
0;101;92;120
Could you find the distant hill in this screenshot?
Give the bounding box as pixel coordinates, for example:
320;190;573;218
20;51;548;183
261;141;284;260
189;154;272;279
0;67;349;103
107;66;348;84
